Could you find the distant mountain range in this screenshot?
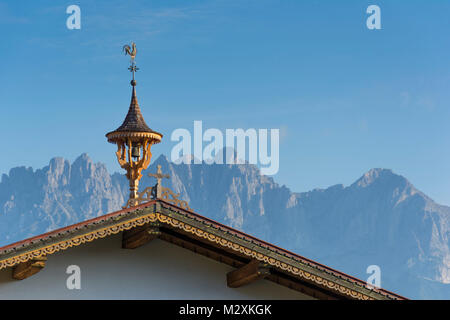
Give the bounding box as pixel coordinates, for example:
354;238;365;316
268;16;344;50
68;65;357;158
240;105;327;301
0;153;448;299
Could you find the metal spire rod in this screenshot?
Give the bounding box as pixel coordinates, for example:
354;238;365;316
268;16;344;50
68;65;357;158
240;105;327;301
128;62;139;81
123;42;138;83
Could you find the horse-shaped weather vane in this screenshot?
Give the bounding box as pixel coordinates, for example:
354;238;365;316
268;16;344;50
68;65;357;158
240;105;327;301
123;42;138;81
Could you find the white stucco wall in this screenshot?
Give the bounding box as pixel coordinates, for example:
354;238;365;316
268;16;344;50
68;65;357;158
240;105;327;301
0;234;312;299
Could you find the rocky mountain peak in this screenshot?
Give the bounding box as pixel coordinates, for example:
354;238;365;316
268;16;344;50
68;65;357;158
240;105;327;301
354;168;397;187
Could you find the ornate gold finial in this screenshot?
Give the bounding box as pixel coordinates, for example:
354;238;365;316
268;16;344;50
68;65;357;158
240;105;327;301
123;165;192;211
106;43;163;207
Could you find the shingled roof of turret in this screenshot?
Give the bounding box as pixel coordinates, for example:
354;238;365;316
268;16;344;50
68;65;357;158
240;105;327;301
114;82;155;133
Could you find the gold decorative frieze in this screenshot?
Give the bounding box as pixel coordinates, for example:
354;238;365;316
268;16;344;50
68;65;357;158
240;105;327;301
123;165;192;211
159;187;192;210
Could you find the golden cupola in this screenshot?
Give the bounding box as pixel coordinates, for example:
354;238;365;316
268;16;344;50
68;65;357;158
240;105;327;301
106;42;162;206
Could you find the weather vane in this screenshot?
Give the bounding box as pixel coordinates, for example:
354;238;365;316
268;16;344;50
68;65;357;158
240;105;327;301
123;42;138;81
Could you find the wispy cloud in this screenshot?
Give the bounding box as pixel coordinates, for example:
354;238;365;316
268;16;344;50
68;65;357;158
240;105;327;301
0;2;30;24
399;91;436;111
87;6;199;34
400;91;410;107
358;119;369;133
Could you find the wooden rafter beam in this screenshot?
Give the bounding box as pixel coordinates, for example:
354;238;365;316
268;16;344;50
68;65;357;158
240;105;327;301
122;224;160;249
227;260;271;288
12;257;47;280
267;272;339;300
158;227;343;299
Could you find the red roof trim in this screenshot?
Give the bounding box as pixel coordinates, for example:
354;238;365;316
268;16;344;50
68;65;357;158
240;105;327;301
157;201;407;300
0;200;157;252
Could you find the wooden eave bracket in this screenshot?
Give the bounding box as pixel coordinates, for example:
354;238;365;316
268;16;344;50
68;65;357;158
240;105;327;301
227;260;271;288
12;256;47;280
122;224;161;249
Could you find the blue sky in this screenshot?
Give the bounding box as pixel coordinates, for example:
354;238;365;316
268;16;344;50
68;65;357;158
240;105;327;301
1;0;450;204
